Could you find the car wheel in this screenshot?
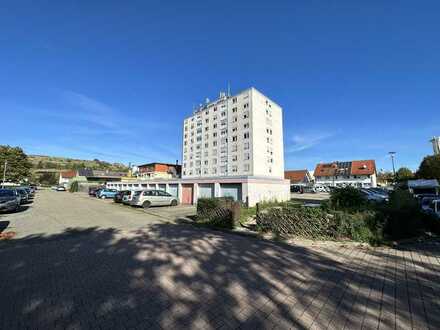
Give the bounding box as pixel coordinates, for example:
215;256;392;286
170;199;178;206
143;201;151;209
101;195;106;199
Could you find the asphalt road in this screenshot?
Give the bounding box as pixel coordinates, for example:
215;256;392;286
1;189;196;238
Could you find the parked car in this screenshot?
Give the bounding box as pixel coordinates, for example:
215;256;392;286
56;186;66;191
421;198;440;219
0;189;20;212
97;189;118;199
14;187;29;204
130;189;179;209
88;186;102;196
114;190;130;203
23;187;34;198
360;189;388;202
122;189;144;205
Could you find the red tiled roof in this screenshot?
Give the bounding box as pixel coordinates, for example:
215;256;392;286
351;160;376;175
314;160;376;177
285;170;309;183
314;163;338;177
60;170;76;179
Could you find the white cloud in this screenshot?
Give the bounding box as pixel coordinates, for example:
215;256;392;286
286;132;335;153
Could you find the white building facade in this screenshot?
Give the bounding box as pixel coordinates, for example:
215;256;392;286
182;88;284;179
107;88;290;206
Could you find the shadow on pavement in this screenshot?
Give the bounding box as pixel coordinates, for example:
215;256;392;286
0;223;438;329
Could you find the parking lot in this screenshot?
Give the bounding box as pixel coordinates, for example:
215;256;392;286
0;190;439;329
1;189;196;238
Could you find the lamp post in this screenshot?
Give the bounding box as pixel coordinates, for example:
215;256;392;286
2;160;7;188
388;152;396;180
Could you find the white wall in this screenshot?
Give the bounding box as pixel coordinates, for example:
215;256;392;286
245;180;290;207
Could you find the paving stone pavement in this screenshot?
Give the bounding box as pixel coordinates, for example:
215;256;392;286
0;191;439;329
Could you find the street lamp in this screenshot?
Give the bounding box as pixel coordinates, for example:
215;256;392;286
2;160;7;188
388;152;396;179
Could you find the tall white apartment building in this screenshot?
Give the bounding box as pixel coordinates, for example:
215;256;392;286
107;87;290;206
182;87;284;179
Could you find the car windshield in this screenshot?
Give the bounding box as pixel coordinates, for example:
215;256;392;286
0;189;14;197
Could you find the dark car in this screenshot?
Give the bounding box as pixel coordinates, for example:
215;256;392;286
15;188;29;204
88;186;102;197
113;190;130;203
0;189;20;212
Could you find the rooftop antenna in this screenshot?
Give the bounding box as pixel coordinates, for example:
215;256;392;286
227;82;231;97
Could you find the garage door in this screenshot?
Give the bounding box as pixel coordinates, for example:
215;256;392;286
168;184;178;197
220;183;242;201
181;184;193;205
158;184;166;191
198;183;214;199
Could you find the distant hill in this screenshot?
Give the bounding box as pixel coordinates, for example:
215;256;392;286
29;155;129;172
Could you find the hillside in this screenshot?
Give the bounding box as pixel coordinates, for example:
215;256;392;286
29;155;129;172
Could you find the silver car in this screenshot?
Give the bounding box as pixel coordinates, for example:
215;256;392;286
130;189;178;209
0;189;20;212
122;189;143;205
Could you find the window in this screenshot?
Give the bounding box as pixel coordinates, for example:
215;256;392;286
220;129;227;135
158;191;172;197
220;146;227;153
213;141;217;146
244;142;250;150
213;123;217;129
213;132;217;138
204;151;208;157
244;132;250;139
204;143;208;148
232;127;237;132
232;165;238;173
221;111;226;117
232;97;237;103
221;119;227;126
213;106;217;112
221;156;227;163
232;116;238;122
204;160;208;165
232;144;238;152
212;158;217;164
244;164;250;172
243;111;249;119
244;123;249;129
232;107;237;112
244;103;249;108
232;136;237;142
244;153;250;160
221;137;228;144
196;136;202;142
203;168;208;175
212;168;217;174
232;155;237;161
220;166;227;173
205;134;209;139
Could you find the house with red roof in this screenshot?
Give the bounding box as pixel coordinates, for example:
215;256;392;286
313;160;377;188
284;169;314;186
58;170;77;186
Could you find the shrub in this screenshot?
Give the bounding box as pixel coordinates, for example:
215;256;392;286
374;189;426;240
330;187;366;211
332;211;382;244
69;181;79;193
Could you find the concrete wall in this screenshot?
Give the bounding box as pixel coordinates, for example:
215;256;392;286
244;180;290;206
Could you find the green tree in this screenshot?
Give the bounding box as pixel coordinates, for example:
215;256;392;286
396;167;414;180
0;145;32;183
417;155;440;181
38;172;58;185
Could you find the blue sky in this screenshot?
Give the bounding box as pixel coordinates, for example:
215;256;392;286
1;1;439;172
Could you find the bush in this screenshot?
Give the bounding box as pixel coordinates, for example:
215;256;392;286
332;211;382;244
330;187;366;211
374;189;426;240
69;181;79;193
